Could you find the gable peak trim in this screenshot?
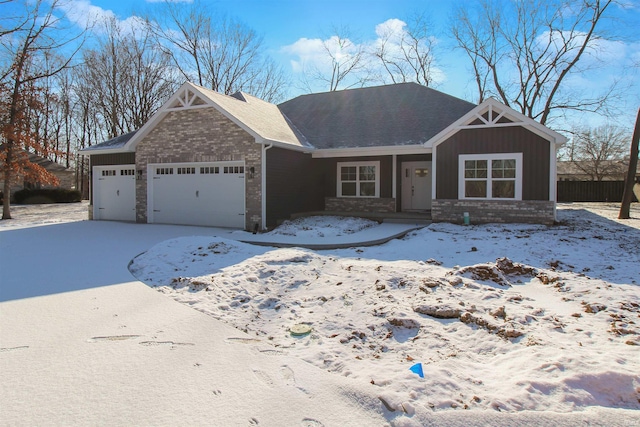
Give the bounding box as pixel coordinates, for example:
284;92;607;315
465;101;520;127
168;86;211;110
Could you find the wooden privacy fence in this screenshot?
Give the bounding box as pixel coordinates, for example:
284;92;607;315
557;180;639;202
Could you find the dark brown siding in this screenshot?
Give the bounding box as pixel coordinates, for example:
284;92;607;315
312;156;394;199
89;152;135;167
435;127;550;200
266;147;322;226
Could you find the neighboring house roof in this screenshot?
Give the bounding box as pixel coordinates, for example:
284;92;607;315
26;153;71;173
278;83;477;149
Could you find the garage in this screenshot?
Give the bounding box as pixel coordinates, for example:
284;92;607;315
92;166;136;221
148;161;245;228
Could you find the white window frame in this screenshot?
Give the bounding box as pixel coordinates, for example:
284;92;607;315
458;153;523;200
337;161;380;198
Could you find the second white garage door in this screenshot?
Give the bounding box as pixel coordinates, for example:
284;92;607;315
148;162;245;228
93;165;136;222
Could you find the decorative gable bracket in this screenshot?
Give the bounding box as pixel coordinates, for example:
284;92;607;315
462;102;524;129
168;88;209;110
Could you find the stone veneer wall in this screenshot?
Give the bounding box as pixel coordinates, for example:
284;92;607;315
135;107;262;230
431;199;555;225
325;197;396;213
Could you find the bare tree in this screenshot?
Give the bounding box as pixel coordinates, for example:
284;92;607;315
1;0;83;219
567;124;630;181
373;14;437;86
299;26;370;92
451;0;617;125
149;0;287;102
619;108;639;219
76;17;176;139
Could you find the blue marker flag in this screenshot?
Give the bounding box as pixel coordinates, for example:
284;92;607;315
409;363;424;378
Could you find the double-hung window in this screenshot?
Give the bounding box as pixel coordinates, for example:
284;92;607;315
459;153;522;200
337;161;380;197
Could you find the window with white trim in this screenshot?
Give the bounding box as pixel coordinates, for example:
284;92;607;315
337;161;380;197
459;153;522;200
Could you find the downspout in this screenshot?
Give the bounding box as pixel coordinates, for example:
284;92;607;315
261;142;273;230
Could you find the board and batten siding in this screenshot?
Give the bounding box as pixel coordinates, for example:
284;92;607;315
265;147;322;226
435;127;551;201
89;152;135;167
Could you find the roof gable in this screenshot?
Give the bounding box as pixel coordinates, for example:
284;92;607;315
192;85;310;149
278;83;476;149
429;98;568;148
81;83;310;155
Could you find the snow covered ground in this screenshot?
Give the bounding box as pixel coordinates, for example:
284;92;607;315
1;202;639;426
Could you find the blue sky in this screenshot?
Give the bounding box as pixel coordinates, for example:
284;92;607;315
4;0;640;128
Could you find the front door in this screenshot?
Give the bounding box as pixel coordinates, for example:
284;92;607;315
401;161;432;211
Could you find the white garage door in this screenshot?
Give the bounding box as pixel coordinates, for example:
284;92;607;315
93;166;136;221
148;162;245;228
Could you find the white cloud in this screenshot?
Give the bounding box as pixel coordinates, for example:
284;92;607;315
371;18;446;86
281;18;447;86
375;18;406;39
56;0;146;36
281;37;324;73
282;36;362;74
536;29;629;68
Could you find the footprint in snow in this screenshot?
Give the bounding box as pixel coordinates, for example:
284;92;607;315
280;365;310;395
259;348;286;356
301;418;324;427
226;337;261;344
138;341;195;347
252;369;274;387
280;365;295;386
0;346;29;352
87;335;141;342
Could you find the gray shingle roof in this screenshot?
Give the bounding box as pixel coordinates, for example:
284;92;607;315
82;130;138;151
278;83;477;149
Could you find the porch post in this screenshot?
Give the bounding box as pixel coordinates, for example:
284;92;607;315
392;154;397;212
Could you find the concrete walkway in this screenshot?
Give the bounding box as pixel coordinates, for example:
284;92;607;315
234;221;427;249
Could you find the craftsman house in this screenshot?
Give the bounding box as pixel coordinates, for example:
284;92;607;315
80;82;566;229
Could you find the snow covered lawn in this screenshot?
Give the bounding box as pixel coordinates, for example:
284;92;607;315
130;203;640;418
1;201;638;426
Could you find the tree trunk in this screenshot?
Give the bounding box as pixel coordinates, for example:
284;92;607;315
619;108;640;219
2;62;24;220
